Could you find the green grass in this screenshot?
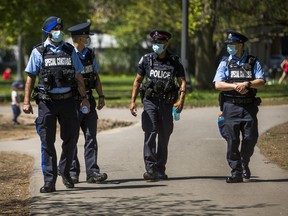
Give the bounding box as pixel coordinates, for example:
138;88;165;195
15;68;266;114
1;75;288;107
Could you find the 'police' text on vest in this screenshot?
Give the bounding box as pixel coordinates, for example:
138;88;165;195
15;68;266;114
150;69;171;79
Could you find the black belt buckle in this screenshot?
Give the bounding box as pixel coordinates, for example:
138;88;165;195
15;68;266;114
225;96;254;104
232;98;253;104
50;92;72;100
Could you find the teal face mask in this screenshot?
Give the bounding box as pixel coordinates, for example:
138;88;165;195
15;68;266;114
51;30;64;43
227;44;237;55
152;43;165;54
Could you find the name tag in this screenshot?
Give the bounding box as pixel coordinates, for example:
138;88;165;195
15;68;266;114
230;69;252;78
45;57;72;66
83;65;94;74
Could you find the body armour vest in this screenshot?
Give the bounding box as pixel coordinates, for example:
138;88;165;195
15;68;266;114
224;55;257;98
80;48;97;90
144;52;179;94
36;43;76;91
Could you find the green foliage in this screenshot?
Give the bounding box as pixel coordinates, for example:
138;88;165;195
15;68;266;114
2;0;288;89
0;0;90;53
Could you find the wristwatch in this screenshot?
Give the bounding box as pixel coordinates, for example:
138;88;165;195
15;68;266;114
247;81;252;88
80;95;87;100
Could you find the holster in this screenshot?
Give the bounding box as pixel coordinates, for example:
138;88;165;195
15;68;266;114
219;92;224;111
254;97;262;106
32;87;51;104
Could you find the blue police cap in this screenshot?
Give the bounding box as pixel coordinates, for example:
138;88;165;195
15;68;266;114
150;30;171;41
225;31;248;44
42;16;63;33
68;22;94;36
11;81;23;89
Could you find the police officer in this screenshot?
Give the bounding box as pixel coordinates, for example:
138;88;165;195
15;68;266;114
213;31;265;183
22;16;90;193
130;30;186;181
67;22;107;184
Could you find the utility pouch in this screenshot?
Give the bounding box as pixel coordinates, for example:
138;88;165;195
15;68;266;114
139;84;146;101
254;97;262;106
153;80;165;93
42;72;53;91
62;69;75;81
219;92;224;111
144;88;153;98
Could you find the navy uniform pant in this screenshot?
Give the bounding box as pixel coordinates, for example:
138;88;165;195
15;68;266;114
221;102;259;177
141;98;173;174
36;98;79;184
70;97;100;177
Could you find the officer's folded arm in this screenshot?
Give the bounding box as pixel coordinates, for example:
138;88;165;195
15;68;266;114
215;81;237;91
246;79;266;89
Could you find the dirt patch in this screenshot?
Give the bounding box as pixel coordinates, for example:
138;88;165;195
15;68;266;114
0;152;34;215
0;113;134;141
0;113;134;215
258;121;288;170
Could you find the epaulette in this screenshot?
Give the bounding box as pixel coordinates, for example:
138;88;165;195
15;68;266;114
61;42;74;55
246;55;257;67
169;54;179;62
86;48;95;62
144;53;155;68
35;43;46;54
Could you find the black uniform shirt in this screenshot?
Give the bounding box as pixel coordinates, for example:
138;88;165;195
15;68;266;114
137;52;185;81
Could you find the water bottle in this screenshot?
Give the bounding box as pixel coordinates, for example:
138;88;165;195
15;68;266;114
217;113;224;137
172;106;180;121
81;106;89;114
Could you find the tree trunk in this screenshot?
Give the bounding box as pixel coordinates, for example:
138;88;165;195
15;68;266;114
193;0;217;89
194;27;216;89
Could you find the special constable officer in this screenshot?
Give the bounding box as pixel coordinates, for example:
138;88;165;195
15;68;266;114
22;16;90;193
67;22;107;184
213;31;265;183
130;30;186;181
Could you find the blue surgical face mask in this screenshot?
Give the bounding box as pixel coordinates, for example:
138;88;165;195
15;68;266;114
227;44;237;55
84;37;91;47
152;43;165;54
50;30;64;43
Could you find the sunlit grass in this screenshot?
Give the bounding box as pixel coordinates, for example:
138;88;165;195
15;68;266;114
1;75;288;107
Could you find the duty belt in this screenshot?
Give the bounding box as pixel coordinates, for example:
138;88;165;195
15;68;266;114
49;91;73;100
224;97;254;104
75;93;94;100
150;92;164;99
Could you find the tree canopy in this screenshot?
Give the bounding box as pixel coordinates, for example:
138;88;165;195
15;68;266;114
1;0;288;88
0;0;89;53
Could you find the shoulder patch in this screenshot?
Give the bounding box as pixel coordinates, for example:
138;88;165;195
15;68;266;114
138;56;144;64
221;56;229;62
247;55;257;66
35;43;45;54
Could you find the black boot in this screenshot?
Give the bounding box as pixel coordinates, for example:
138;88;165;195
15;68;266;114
242;166;251;179
226;176;243;183
40;182;56;193
87;172;108;183
143;171;157;181
58;168;74;188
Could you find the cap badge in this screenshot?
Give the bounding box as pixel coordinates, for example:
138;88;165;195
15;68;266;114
228;33;232;39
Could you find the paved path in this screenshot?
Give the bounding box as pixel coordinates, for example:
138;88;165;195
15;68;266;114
1;105;288;215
